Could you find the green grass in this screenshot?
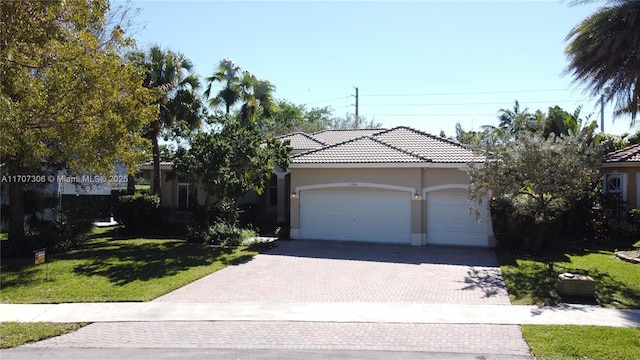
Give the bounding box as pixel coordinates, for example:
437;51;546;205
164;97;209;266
0;322;87;349
522;325;640;360
0;227;263;303
499;246;640;308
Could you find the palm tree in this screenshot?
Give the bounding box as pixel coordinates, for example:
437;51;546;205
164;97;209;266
135;45;202;197
204;58;241;115
565;0;640;124
239;73;277;126
205;58;277;127
498;100;536;135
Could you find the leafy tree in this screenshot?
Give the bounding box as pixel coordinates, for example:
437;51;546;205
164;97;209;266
565;0;640;123
172;122;290;226
130;45;202;197
259;100;333;136
468;131;604;253
327;112;382;129
543;105;581;137
1;0;156;243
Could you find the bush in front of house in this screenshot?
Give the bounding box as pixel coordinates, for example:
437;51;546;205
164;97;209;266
185;221;257;246
27;216;94;253
112;193;161;234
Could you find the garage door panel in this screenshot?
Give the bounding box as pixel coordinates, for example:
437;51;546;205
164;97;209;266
426;190;488;246
300;189;410;244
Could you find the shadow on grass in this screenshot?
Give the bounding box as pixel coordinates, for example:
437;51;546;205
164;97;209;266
69;242;252;286
500;248;640;308
0;266;41;289
0;238;259;289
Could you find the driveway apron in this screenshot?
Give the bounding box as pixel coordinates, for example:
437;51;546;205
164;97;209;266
21;240;532;357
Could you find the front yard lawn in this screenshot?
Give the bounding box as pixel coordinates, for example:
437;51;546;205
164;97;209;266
0;227;263;303
499;246;640;308
522;325;640;360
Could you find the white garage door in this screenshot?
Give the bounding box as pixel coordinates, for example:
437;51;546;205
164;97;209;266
299;189;411;244
426;190;488;246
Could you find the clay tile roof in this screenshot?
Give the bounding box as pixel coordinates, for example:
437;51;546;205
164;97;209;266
311;128;386;145
292;136;429;164
372;126;484;163
278;132;327;151
605;144;640;162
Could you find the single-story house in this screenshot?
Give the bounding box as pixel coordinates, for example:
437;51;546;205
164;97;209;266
602;143;640;208
143;126;494;247
288;126;494;247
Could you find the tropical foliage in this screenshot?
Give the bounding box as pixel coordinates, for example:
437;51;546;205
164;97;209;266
205;58;277;127
130;45;203;197
461;103;605;252
565;0;640;123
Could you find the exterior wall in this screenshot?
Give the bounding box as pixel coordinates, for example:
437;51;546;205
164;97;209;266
290;166;494;246
422;168;470;188
602;166;640;208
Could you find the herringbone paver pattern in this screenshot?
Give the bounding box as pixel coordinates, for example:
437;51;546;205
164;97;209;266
155;241;510;304
25;321;530;356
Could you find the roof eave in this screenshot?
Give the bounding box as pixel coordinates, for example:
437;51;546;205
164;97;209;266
289;162;475;169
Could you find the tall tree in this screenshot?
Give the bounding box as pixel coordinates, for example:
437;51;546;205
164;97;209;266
565;0;640;123
132;45;202;197
204;58;242;115
1;0;156;244
204;58;277;127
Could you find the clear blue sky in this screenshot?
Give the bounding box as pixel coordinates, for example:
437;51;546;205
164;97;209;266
127;0;635;137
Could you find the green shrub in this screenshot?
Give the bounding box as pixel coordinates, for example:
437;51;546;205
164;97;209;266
1;216;93;258
185;222;255;246
112;193;161;234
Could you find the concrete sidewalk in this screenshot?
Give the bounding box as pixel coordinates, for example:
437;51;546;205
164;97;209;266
2;302;639;327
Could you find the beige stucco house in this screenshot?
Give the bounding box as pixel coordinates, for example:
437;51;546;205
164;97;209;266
140;126;494;246
602;143;640;209
288;126;494;247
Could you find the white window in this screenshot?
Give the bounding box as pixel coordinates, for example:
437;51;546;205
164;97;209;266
603;173;627;202
177;183;197;212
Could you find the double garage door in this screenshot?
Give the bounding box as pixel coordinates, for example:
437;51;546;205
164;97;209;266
298;188;488;246
299;189;411;244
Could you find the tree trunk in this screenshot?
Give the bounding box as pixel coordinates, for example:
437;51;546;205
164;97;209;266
531;197;548;254
151;121;161;197
203;195;210;228
7;158;25;245
126;174;135;195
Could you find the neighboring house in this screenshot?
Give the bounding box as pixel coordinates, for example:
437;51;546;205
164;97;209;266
288;126;494;247
602;144;640;209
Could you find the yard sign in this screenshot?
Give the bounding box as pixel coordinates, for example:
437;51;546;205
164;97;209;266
34;248;46;265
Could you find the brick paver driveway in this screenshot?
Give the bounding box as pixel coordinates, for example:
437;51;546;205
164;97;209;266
155;240;511;304
24;240;532;357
